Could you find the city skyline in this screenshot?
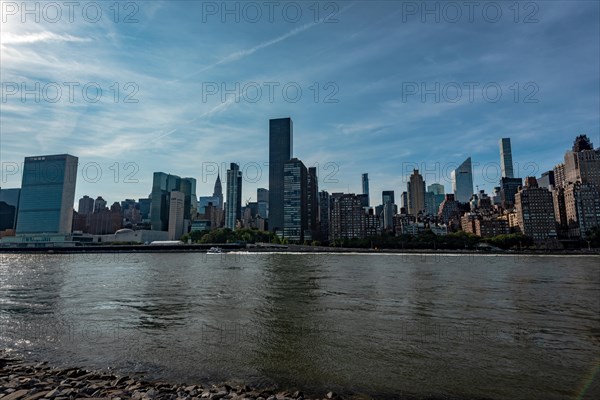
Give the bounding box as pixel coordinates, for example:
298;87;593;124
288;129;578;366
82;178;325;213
1;2;599;205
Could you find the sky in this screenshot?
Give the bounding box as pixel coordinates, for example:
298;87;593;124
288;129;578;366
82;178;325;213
1;0;599;208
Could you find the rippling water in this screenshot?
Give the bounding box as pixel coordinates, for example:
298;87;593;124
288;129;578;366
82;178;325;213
1;252;599;399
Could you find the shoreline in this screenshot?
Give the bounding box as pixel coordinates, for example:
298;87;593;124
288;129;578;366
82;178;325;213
0;244;598;256
0;351;484;400
0;351;339;400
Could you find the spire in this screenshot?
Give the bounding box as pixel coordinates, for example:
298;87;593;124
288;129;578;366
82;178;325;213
213;174;222;196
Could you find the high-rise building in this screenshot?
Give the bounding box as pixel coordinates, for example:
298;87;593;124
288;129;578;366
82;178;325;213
182;177;197;218
537;170;555;189
257;188;269;219
361;173;369;207
212;174;223;210
425;183;445;216
427;183;445;195
438;194;461;225
500;177;523;208
78;195;94;215
381;190;397;227
407;169;426;217
168;191;185;240
0;188;20;231
226;163;242;230
283;158;308;242
572;134;593;152
16;154;78;234
382;190;395;206
563;135;600;189
563;182;600;239
330;193;365;241
93;196;107;213
199;196;220;213
318;190;330;242
382;200;394;231
400;191;408;213
451;157;473;203
552;187;568;237
499;138;514;178
554;163;566;188
307;167;319;239
138;198;151;220
364;208;381;237
515;177;557;240
269;117;293;234
151;172;181;231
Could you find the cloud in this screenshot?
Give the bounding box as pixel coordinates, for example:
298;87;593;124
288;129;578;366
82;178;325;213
2;32;92;44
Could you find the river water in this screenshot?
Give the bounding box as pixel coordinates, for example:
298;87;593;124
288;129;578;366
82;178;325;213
0;252;598;399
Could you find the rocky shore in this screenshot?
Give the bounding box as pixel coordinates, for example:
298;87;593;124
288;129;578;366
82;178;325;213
0;353;343;400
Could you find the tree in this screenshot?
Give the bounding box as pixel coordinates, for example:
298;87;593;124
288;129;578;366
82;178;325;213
585;226;600;248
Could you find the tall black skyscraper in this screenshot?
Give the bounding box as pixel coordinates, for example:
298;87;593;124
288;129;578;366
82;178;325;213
499;138;514;179
283;158;308;242
226;163;242;230
362;173;369;206
307;167;319;239
269;117;293;234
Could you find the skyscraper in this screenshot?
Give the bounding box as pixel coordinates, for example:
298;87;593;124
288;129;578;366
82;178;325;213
182;177;197;218
382;190;395;206
330;194;365;240
16;154;78;234
563;182;600;239
451;157;474;203
93;196;107;213
563;135;600;189
381;190;395;230
226;163;242;229
407;169;426;217
257;188;269;219
500;177;523;208
213;174;223;210
168;191;185;240
318;190;330;242
361;173;369;207
283;158;308;242
151;172;181;231
515;177;557;240
269;117;293;234
78;195;94;215
307;167;319;239
427;183;445;195
400;191;408;213
500;138;514;178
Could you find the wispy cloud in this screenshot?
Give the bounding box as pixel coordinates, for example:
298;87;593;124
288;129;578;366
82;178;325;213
2;32;92;44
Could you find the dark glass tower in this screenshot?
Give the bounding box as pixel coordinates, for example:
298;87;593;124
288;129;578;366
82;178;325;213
499;138;514;179
213;174;223;210
150;172;181;231
362;173;369;206
16;154;78;234
283;158;307;242
226;163;242;230
307;167;319;239
269;117;293;234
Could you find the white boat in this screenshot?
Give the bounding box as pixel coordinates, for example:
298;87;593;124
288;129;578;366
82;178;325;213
207;247;222;254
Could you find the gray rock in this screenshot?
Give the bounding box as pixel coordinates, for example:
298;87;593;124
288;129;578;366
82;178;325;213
44;388;61;398
23;391;49;400
211;391;229;400
2;389;30;400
